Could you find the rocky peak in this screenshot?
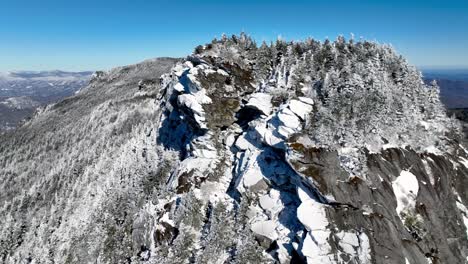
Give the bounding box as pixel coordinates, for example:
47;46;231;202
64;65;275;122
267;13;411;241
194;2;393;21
0;35;467;264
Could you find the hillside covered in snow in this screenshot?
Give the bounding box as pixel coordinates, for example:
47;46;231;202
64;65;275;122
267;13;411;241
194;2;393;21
0;70;92;131
0;35;467;264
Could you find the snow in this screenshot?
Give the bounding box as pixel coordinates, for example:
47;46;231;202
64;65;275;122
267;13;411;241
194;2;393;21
224;134;236;148
302;232;333;264
174;82;185;92
242;165;264;188
277;107;301;130
336;231;359;254
246;93;272;115
178;94;204;115
251;220;278;241
216;69;229;76
203;69;216;75
422;159;435;186
176;76;213;129
3;37;463;263
420;121;429;130
254;124;284;148
235;134;254;151
455;193;468;237
297;187;329;231
237;150;266;189
357;232;372;262
288;99;313;120
424;145;442;155
173;64;186;77
392;170;419;216
298;96;314;105
183;61;194;69
259;190;283;218
459;157;468;169
193;148;217;159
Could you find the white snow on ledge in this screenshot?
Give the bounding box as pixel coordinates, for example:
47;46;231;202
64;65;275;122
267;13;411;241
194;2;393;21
288;99;313;120
246;93;272;115
297;187;329;231
392;170;419;216
460;157;468;169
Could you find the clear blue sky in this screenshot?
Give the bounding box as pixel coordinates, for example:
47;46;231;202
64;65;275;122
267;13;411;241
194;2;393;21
0;0;467;71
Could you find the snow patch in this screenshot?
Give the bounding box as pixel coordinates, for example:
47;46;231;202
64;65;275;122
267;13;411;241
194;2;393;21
288;99;313;120
392;170;419;217
297;188;329;231
251;220;278;241
298;96;314;105
459;157;468;169
455;193;468;237
246;93;272;115
259;190;283;218
302;232;333;264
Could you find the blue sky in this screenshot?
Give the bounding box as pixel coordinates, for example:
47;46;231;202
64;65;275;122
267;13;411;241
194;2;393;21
0;0;467;71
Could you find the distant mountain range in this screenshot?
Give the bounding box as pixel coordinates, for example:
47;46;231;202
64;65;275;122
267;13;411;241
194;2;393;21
421;68;468;108
0;70;92;130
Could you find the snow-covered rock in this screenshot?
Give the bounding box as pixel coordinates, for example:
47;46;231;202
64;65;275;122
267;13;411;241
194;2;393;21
392;170;419;217
0;35;467;264
246;93;272;115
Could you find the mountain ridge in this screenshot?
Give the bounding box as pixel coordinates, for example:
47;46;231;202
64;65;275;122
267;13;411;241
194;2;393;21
0;35;467;264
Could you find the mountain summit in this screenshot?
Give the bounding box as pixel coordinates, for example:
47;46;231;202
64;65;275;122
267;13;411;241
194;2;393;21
0;35;467;263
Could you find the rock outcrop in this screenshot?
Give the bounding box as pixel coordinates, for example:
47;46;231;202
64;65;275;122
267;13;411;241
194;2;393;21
0;35;467;264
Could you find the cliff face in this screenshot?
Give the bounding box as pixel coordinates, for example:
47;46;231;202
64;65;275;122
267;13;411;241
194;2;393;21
0;36;467;264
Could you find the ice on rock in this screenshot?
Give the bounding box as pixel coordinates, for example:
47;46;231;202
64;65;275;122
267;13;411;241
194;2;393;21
276;125;295;139
178;94;204;116
187;73;201;90
460;157;468;169
236;149;267;190
337;230;372;262
302;232;333;264
277;107;301;130
246;93;272;115
173;64;187;77
204;68;216;75
193;148;217;159
259;190;283;218
455;192;468;236
254;124;284;148
288;99;313;120
183;61;194;69
174;82;185;92
251;220;278;241
392;170;419;216
298;96;314;105
235;134;254;151
357;233;372;262
216;68;229;76
336;231;360;255
297;187;329;231
242;165;265;189
224;133;236;148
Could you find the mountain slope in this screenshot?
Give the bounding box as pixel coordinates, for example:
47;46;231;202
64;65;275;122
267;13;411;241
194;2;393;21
0;70;92;130
0;36;467;264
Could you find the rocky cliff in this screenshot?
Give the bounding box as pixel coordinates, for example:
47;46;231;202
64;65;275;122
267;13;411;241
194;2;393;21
0;35;467;264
